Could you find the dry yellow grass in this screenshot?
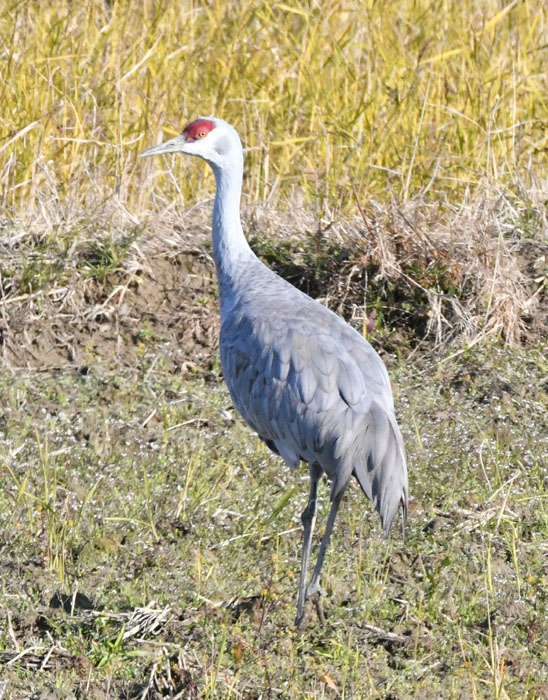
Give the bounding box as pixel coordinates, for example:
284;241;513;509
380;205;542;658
2;0;548;216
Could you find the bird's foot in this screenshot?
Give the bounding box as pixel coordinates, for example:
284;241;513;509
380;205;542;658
305;579;325;600
295;581;327;629
295;594;326;629
305;580;326;627
295;609;307;629
310;591;326;627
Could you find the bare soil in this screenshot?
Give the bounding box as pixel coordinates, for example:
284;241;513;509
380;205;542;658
0;248;220;373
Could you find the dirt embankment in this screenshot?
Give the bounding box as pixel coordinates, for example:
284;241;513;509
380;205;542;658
2;193;548;371
0;248;220;373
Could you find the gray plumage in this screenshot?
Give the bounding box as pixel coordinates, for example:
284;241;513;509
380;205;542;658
221;264;404;531
140;116;408;627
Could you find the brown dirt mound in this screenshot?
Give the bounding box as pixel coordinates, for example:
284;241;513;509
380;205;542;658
0;248;220;373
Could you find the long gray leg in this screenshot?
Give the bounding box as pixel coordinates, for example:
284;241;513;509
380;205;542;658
305;489;344;623
295;463;323;628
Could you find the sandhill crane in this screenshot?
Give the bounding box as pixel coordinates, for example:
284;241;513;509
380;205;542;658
139;117;408;627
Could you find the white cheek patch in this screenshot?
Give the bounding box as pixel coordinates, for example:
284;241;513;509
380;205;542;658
215;133;232;156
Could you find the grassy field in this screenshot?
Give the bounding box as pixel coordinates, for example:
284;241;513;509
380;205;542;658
1;0;548;698
1;346;547;698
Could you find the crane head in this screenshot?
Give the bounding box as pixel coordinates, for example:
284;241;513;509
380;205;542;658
139;116;242;170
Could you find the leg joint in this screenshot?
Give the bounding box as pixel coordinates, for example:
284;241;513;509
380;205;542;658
301;502;316;525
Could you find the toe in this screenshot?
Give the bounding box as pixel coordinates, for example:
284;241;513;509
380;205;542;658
306;580;325;599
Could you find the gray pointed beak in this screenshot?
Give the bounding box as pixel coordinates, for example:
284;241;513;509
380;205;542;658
138;133;188;158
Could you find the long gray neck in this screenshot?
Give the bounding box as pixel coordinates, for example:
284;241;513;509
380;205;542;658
210;159;255;306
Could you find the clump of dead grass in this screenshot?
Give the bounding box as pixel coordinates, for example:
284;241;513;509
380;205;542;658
356;185;548;346
247;182;548;348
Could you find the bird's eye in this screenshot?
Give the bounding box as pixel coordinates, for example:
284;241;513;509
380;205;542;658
198;130;207;138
